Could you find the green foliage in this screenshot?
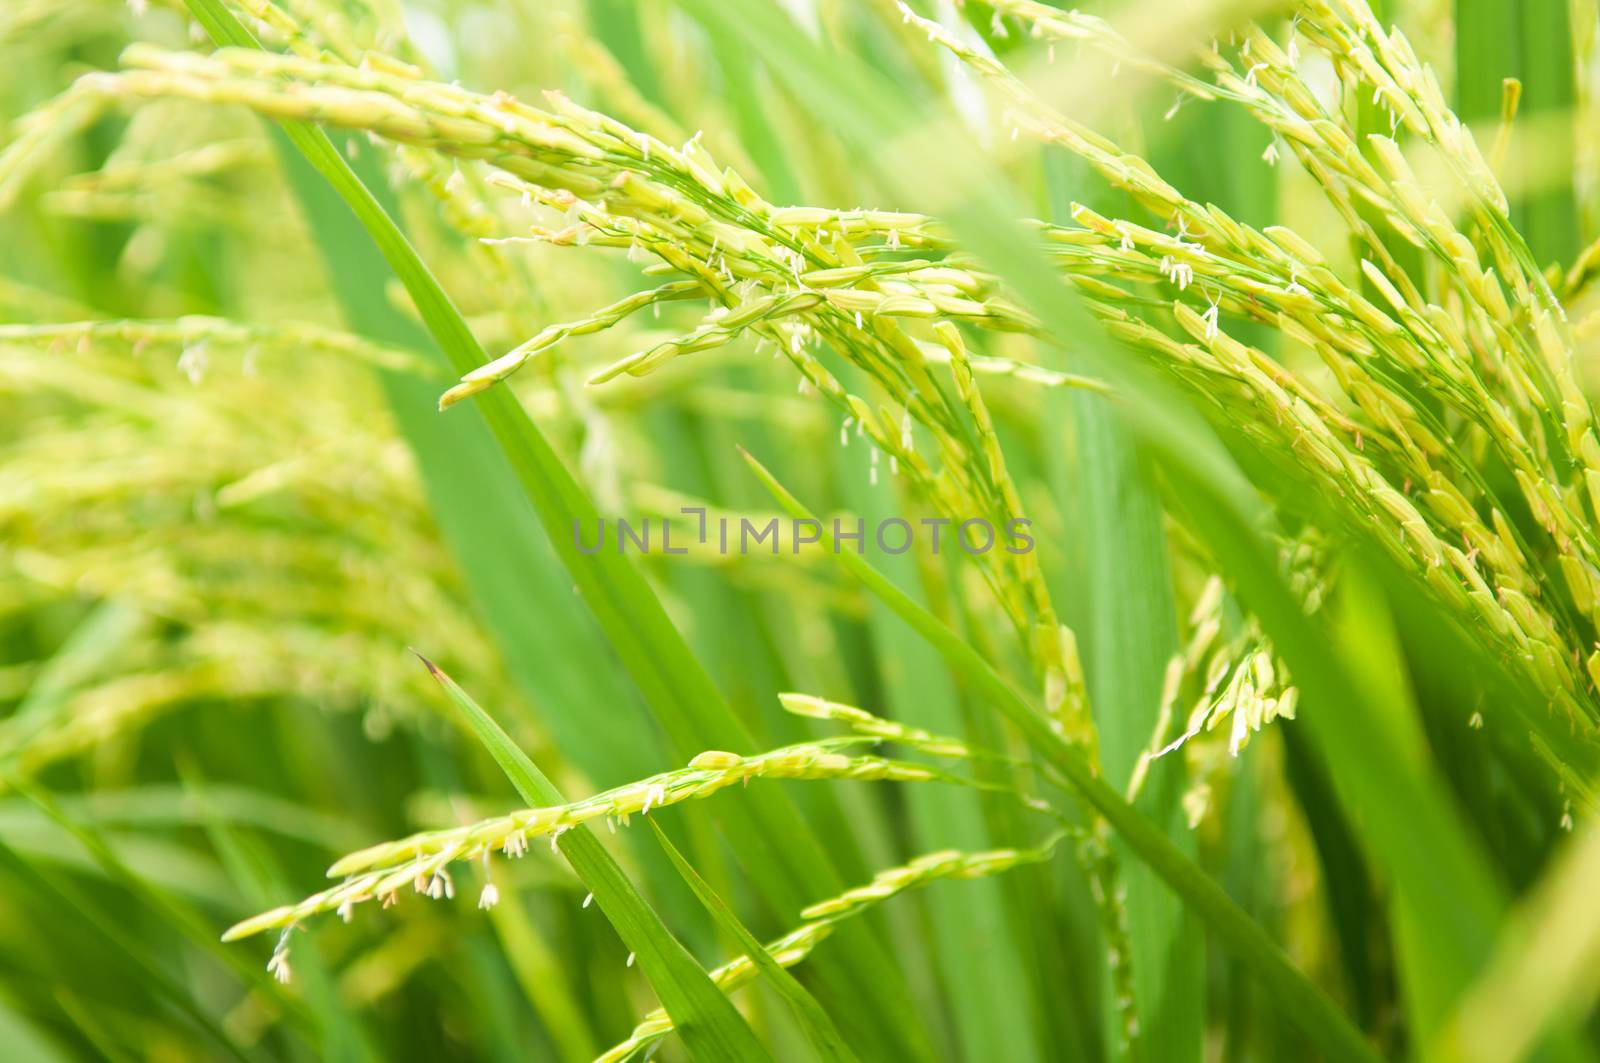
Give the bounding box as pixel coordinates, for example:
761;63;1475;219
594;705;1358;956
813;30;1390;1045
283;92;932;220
1;0;1599;1060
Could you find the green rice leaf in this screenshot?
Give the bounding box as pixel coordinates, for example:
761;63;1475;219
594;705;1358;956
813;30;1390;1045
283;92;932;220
647;818;860;1063
0;836;252;1062
179;3;932;1053
416;654;772;1063
739;447;1380;1063
1069;394;1203;1062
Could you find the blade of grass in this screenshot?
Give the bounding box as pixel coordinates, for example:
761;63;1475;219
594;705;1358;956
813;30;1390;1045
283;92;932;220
415;653;771;1063
0;834;251;1062
0;784;363;852
178;759;379;1063
1069;393;1203;1063
1429;819;1600;1063
739;446;1380;1063
265;118;715;949
833;365;1042;1062
0;996;71;1063
655;30;905;981
8;776;325;1041
1351;588;1597;1063
682;4;1519;1049
484;884;600;1061
0;599;143;770
1456;0;1579;265
1301;556;1574;1052
691;23;955;1033
1213;750;1286;1055
405;733;596;1063
5;617;350;1058
1278;724;1388;1038
178;0;672;801
647;818;859;1063
179;6;935;1055
52;990;134;1063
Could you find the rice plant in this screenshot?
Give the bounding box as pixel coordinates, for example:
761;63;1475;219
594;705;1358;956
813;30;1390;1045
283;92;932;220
1;0;1598;1059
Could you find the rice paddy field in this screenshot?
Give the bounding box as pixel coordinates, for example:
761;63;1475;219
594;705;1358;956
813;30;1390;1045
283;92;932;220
2;0;1599;1059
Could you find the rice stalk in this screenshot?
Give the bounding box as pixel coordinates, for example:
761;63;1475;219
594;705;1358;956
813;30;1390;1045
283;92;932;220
595;832;1070;1063
220;713;1023;940
2;0;1597;1057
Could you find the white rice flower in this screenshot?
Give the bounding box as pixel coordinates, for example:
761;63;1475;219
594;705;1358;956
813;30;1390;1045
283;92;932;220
268;950;291;985
268;930;293;985
1201;295;1220;341
177;343;208;384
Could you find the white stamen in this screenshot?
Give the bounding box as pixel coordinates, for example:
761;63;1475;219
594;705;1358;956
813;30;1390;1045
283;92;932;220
177;343;208;385
268;930;293;985
268;950;291;985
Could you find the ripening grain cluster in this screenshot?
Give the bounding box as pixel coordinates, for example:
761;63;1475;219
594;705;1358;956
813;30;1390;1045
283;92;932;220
1;0;1597;1060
